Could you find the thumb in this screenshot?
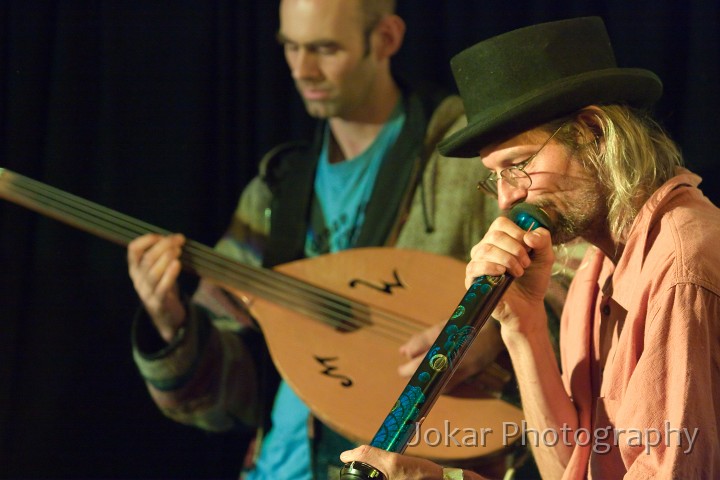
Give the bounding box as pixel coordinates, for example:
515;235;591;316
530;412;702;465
340;445;387;479
340;444;380;465
524;227;554;264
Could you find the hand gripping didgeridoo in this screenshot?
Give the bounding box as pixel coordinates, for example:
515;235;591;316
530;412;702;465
339;202;554;480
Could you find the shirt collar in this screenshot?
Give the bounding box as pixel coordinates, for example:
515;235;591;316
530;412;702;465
611;167;701;307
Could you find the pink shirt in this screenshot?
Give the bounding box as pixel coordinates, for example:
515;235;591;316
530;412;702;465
560;169;720;479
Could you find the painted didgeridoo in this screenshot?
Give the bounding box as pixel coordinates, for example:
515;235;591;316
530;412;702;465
339;202;553;480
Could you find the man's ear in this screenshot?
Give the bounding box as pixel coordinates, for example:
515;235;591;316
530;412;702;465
372;14;406;59
576;107;606;140
575;106;606;154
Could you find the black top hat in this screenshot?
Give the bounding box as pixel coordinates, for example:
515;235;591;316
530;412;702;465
438;17;663;158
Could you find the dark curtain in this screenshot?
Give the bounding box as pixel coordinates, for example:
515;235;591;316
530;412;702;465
0;1;717;478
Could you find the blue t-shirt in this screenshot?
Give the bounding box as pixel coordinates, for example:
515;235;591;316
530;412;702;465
244;381;312;480
245;102;406;480
305;103;406;256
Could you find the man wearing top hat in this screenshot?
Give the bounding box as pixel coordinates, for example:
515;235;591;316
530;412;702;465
341;16;720;479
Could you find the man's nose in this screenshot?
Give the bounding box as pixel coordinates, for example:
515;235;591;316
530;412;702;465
496;178;529;210
291;49;320;80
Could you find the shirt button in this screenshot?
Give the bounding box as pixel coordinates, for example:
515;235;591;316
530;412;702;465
601;304;611;316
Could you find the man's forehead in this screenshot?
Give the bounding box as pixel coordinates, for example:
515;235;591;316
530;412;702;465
279;0;363;39
478;129;549;160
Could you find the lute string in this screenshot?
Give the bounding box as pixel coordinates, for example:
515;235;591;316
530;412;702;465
1;171;427;343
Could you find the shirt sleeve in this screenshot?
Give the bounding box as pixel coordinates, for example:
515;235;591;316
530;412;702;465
131;173;275;432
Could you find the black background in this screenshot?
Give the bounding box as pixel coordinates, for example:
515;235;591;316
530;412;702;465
1;1;718;478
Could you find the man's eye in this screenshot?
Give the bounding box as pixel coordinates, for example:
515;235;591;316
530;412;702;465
283;43;300;53
315;45;339;55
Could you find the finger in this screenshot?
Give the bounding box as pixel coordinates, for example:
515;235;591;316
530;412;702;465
340;445;387;475
154;258;183;300
399;323;441;358
340;445;387;470
475;228;532;265
397;354;423;378
464;258;511;288
464;256;526;291
469;216;518;256
340;445;444;480
470;216;527;254
138;234;185;277
523;227;553;257
468;233;533;284
146;245;183;290
466;228;546;282
128;235;184;306
127;234;163;267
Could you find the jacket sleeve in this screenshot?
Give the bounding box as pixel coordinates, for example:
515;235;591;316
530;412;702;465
131;171;275;432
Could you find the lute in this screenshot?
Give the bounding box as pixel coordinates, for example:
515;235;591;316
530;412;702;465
0;168;524;465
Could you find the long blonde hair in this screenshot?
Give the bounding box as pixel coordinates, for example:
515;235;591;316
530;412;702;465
552;105;683;239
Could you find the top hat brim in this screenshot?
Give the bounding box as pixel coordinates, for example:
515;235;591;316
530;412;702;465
438;67;663;158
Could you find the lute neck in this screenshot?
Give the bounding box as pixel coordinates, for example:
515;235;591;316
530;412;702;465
0;168;372;333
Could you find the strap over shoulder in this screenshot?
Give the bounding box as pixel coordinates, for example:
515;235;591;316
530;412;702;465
258;140;312;191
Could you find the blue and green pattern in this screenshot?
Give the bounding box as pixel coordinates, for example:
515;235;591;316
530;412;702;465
368;203;552;454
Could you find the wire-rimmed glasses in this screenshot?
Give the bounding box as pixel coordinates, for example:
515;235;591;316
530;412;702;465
477;123;566;197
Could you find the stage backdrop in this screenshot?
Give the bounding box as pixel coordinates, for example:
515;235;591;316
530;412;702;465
1;1;718;478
